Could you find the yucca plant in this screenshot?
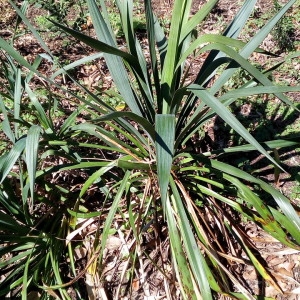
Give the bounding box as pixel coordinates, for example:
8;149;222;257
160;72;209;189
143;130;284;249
1;0;300;298
50;0;300;298
0;52;82;299
0;13;94;297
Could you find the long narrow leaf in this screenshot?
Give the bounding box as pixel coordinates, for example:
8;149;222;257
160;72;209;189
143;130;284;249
0;95;15;142
166;199;197;300
25;125;41;203
0;137;26;184
210;0;296;94
169;179;215;299
93;111;155;141
180;0;219;42
99;171;130;260
144;0;162;106
155;114;175;212
161;0;191;112
25;84;53;133
79;161;116;198
87;0;143;116
189;86;283;170
14;69;22;140
197;0;257;87
209;159;300;242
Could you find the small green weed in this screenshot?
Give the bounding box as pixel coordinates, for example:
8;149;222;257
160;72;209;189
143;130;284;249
291;173;300;201
29;0;88;31
93;87;126;111
106;3;146;38
35;15;53;30
272;0;297;52
244;1;298;53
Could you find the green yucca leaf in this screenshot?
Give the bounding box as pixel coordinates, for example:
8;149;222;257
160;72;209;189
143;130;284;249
228;224;283;293
117;156;154;170
21;253;32;300
25;125;41;203
165;197;197;300
55;161;114;171
153;9;168;72
144;0;162;106
99;171;130;260
285;51;300;60
46;249;68;297
0;95;15;142
9;0;52;56
132;39;156;121
177;34;267;70
155;114;175;212
210;0;297;94
0;189;23;216
0;249;32;268
79;160;116;198
25;55;43;84
0;242;37;255
48;142;114;153
220;85;300;101
0;211;28;234
196;0;257;88
49;20;136;64
270;208;300;243
14;69;22;140
67;209;102;219
201;138;300;156
188;87;283;169
59;108;82;137
72;123;143;159
180;0;219;42
50;53;104;80
0;137;26;184
169;178;217;299
93;111;156;141
209;159;300;243
161;0;192;113
229;293;273;300
117;0;135;54
221;0;257;38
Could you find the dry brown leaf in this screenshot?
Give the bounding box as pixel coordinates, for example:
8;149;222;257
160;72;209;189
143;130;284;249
277;267;293;277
